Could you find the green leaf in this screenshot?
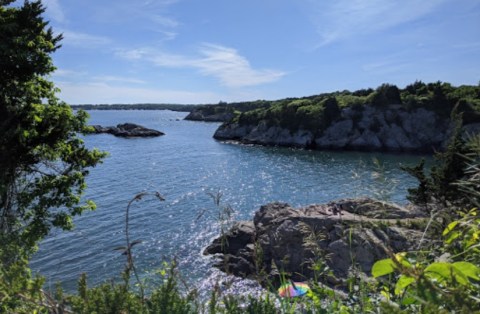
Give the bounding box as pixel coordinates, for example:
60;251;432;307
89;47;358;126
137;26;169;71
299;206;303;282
372;259;395;278
452;261;480;281
445;230;461;244
401;296;417;306
395;275;416;295
424;262;452;282
442;221;459;236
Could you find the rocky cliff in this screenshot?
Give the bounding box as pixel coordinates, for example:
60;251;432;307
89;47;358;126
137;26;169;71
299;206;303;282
204;198;427;288
214;104;480;153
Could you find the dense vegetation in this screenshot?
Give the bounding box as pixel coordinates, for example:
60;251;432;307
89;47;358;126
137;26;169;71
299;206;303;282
71;103;197;112
2;1;480;313
0;0;105;312
228;82;480;134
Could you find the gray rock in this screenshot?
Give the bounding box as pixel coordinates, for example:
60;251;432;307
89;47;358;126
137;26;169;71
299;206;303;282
315;119;353;148
204;221;255;255
213;104;478;153
89;123;164;137
205;198;426;287
349;130;383;150
214;123;252;140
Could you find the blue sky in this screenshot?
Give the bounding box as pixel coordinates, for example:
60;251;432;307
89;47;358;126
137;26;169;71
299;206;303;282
38;0;480;104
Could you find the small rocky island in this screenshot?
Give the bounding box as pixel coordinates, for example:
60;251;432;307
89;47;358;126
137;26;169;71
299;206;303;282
88;123;164;137
204;198;427;288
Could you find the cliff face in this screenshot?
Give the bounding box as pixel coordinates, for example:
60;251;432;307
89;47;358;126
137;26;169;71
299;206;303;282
214;104;480;152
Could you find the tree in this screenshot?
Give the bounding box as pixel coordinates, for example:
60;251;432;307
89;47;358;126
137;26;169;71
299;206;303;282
402;109;476;218
0;1;105;254
369;83;402;107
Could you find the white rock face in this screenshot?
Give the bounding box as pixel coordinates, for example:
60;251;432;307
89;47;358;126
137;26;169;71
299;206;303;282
213;104;475;152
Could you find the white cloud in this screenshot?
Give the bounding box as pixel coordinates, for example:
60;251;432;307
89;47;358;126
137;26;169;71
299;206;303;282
311;0;447;46
43;0;66;23
149;15;179;28
116;43;286;88
362;59;410;75
92;75;146;85
195;44;286;87
60;30;112;48
52;68;87;78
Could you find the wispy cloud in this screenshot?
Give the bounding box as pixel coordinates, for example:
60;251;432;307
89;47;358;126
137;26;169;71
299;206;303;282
105;0;180;40
362;59;410;75
149;14;179;28
43;0;66;23
52;68;87;78
60;30;112;48
116;43;286;88
195;44;286;87
92;75;146;85
310;0;447;46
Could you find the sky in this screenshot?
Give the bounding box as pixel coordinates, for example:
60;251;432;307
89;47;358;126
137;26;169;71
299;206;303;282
35;0;480;104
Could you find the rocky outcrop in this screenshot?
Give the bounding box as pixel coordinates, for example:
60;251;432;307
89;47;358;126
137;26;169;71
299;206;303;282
214;104;480;152
89;123;164;137
204;198;427;288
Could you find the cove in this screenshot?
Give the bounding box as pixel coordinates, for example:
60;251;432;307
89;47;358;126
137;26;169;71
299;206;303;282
31;110;428;295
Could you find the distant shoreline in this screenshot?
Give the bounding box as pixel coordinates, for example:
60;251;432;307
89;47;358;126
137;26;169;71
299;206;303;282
70;103;198;112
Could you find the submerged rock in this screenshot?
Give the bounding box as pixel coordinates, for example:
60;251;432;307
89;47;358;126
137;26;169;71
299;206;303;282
204;198;427;288
89;123;164;137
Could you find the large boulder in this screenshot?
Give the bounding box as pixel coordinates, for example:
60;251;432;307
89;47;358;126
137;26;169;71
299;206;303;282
204;198;426;288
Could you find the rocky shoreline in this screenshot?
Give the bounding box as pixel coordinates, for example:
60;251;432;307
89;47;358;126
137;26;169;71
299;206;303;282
89;123;164;137
204;198;428;288
214;104;480;153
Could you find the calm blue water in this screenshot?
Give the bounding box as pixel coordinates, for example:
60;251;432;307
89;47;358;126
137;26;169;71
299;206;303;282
31;110;427;295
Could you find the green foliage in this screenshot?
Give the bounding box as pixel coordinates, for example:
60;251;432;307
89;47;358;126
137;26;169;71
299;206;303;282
336;94;366;108
236;97;341;136
0;2;105;312
67;261;199;314
0;0;106;250
372;208;480;313
368;83;402;107
229;81;480;142
402;111;478;215
0;240;46;313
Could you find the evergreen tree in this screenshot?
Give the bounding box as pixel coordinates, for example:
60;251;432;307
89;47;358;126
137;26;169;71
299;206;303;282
0;0;105;252
402;109;474;214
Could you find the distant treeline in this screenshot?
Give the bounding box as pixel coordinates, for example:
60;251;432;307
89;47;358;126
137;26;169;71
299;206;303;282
70;103;198;112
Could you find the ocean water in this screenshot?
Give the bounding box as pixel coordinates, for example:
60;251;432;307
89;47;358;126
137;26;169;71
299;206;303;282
31;110;427;295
